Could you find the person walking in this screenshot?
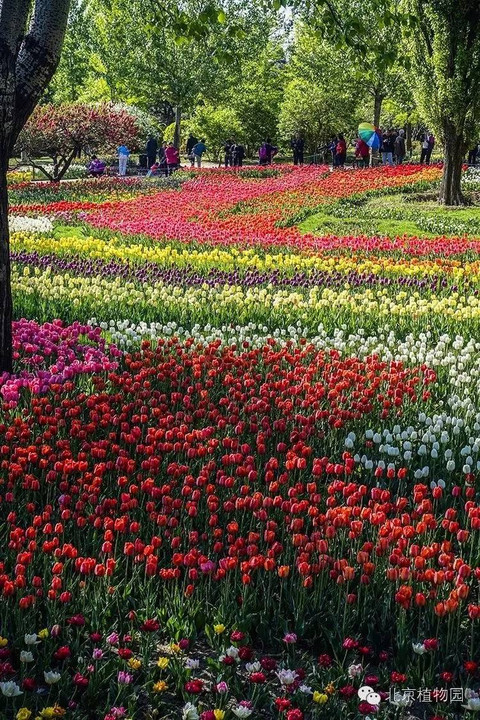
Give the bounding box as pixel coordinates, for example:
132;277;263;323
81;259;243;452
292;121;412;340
426;133;435;164
259;139;272;165
420;133;429;164
355;137;370;168
291;134;304;165
192;139;207;168
146;135;158;170
232;140;245;167
165;143;179;175
186;133;198;167
118;144;130;176
468;143;480;165
335;134;347;168
381;130;394;166
329;136;338;168
224;140;233;167
394;129;406;165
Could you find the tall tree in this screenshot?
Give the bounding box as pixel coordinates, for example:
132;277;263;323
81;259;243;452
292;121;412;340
46;0;92;103
297;0;406;124
0;0;71;372
407;0;480;205
278;25;360;149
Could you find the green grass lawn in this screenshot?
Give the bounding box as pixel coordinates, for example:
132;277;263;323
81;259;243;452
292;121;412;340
298;189;480;238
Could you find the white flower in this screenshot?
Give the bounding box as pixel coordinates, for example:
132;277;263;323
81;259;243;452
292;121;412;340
245;661;261;673
44;670;61;684
299;684;313;694
232;707;253;718
0;681;22;696
24;633;39;645
225;646;239;659
10;216;53;233
463;698;480;712
347;663;363;678
182;702;199;720
185;658;200;670
412;642;426;655
20;651;34;663
276;669;297;685
391;692;412;708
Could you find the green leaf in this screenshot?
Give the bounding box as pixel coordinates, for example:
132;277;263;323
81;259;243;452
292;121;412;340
217;10;226;23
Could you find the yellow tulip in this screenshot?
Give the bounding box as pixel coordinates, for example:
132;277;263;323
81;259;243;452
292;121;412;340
16;710;32;720
313;691;328;704
153;680;168;693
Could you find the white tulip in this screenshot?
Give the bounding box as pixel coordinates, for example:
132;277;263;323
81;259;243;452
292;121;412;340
44;670;61;684
0;681;22;696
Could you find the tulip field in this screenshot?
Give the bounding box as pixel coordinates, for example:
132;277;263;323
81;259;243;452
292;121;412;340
4;163;480;719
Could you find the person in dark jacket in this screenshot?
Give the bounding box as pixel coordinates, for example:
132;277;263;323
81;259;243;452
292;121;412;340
329;136;338;167
232;140;245;167
468;143;480;166
426;133;435;164
224;140;233;167
394;129;406;165
335;134;347;167
259;138;277;166
291;134;305;165
381;130;395;166
146;136;158;170
186;134;198;167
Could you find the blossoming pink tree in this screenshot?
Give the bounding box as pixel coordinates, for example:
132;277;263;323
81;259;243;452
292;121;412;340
17;103;142;181
0;0;71;372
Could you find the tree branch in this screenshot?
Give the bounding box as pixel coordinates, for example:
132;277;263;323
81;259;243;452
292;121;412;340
27;155;54;181
0;0;31;55
14;0;71;135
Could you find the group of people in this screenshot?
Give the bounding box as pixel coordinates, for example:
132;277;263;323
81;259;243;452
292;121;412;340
223;140;246;167
87;126;439;179
328;135;348;167
146;135;180;177
378;129;409;166
353;129;409;168
419;132;436;165
147;136;181;175
290;135;305;165
185;135;208;167
351;129;435;169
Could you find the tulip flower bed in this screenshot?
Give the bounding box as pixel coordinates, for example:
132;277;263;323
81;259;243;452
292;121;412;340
4;164;480;719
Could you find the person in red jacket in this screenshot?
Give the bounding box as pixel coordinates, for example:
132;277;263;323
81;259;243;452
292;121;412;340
165;143;179;175
355;138;370;168
335;134;347;167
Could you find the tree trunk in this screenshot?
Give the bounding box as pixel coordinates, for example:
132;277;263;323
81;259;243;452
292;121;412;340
0;159;12;374
0;0;71;371
406;122;412;155
373;91;384;128
439;126;465;205
174;105;181;150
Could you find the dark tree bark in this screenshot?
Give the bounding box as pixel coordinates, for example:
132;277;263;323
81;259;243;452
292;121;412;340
439;123;465;205
373;90;384;128
173;105;181;150
0;0;71;371
406;122;412;155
